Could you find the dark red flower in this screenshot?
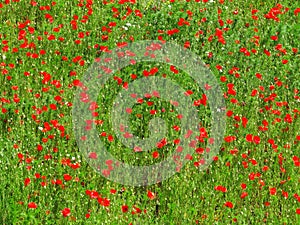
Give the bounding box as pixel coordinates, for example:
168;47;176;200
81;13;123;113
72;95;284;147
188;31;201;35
122;205;129;213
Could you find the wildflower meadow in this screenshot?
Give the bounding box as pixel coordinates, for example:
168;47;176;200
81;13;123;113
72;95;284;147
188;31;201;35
0;0;299;224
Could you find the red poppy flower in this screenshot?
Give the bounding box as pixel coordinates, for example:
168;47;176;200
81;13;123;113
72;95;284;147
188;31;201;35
269;187;277;195
147;190;155;200
89;152;98;159
246;134;253;142
253;136;261;144
264;202;270;207
24;178;31;187
214;185;227;193
242;117;248;128
63;174;72;181
224;201;233;208
240;183;247;189
122;205;129;213
28;202;37;209
107;135;114;142
61;208;71;217
264;49;271;56
152;151;159;159
240;192;248;199
224;136;236;142
170;65;179;74
282;190;288;199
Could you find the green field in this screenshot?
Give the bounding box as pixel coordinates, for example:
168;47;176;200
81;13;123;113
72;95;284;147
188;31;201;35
0;0;299;224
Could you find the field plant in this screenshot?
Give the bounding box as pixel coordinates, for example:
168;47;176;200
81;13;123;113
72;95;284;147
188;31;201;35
0;0;299;224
